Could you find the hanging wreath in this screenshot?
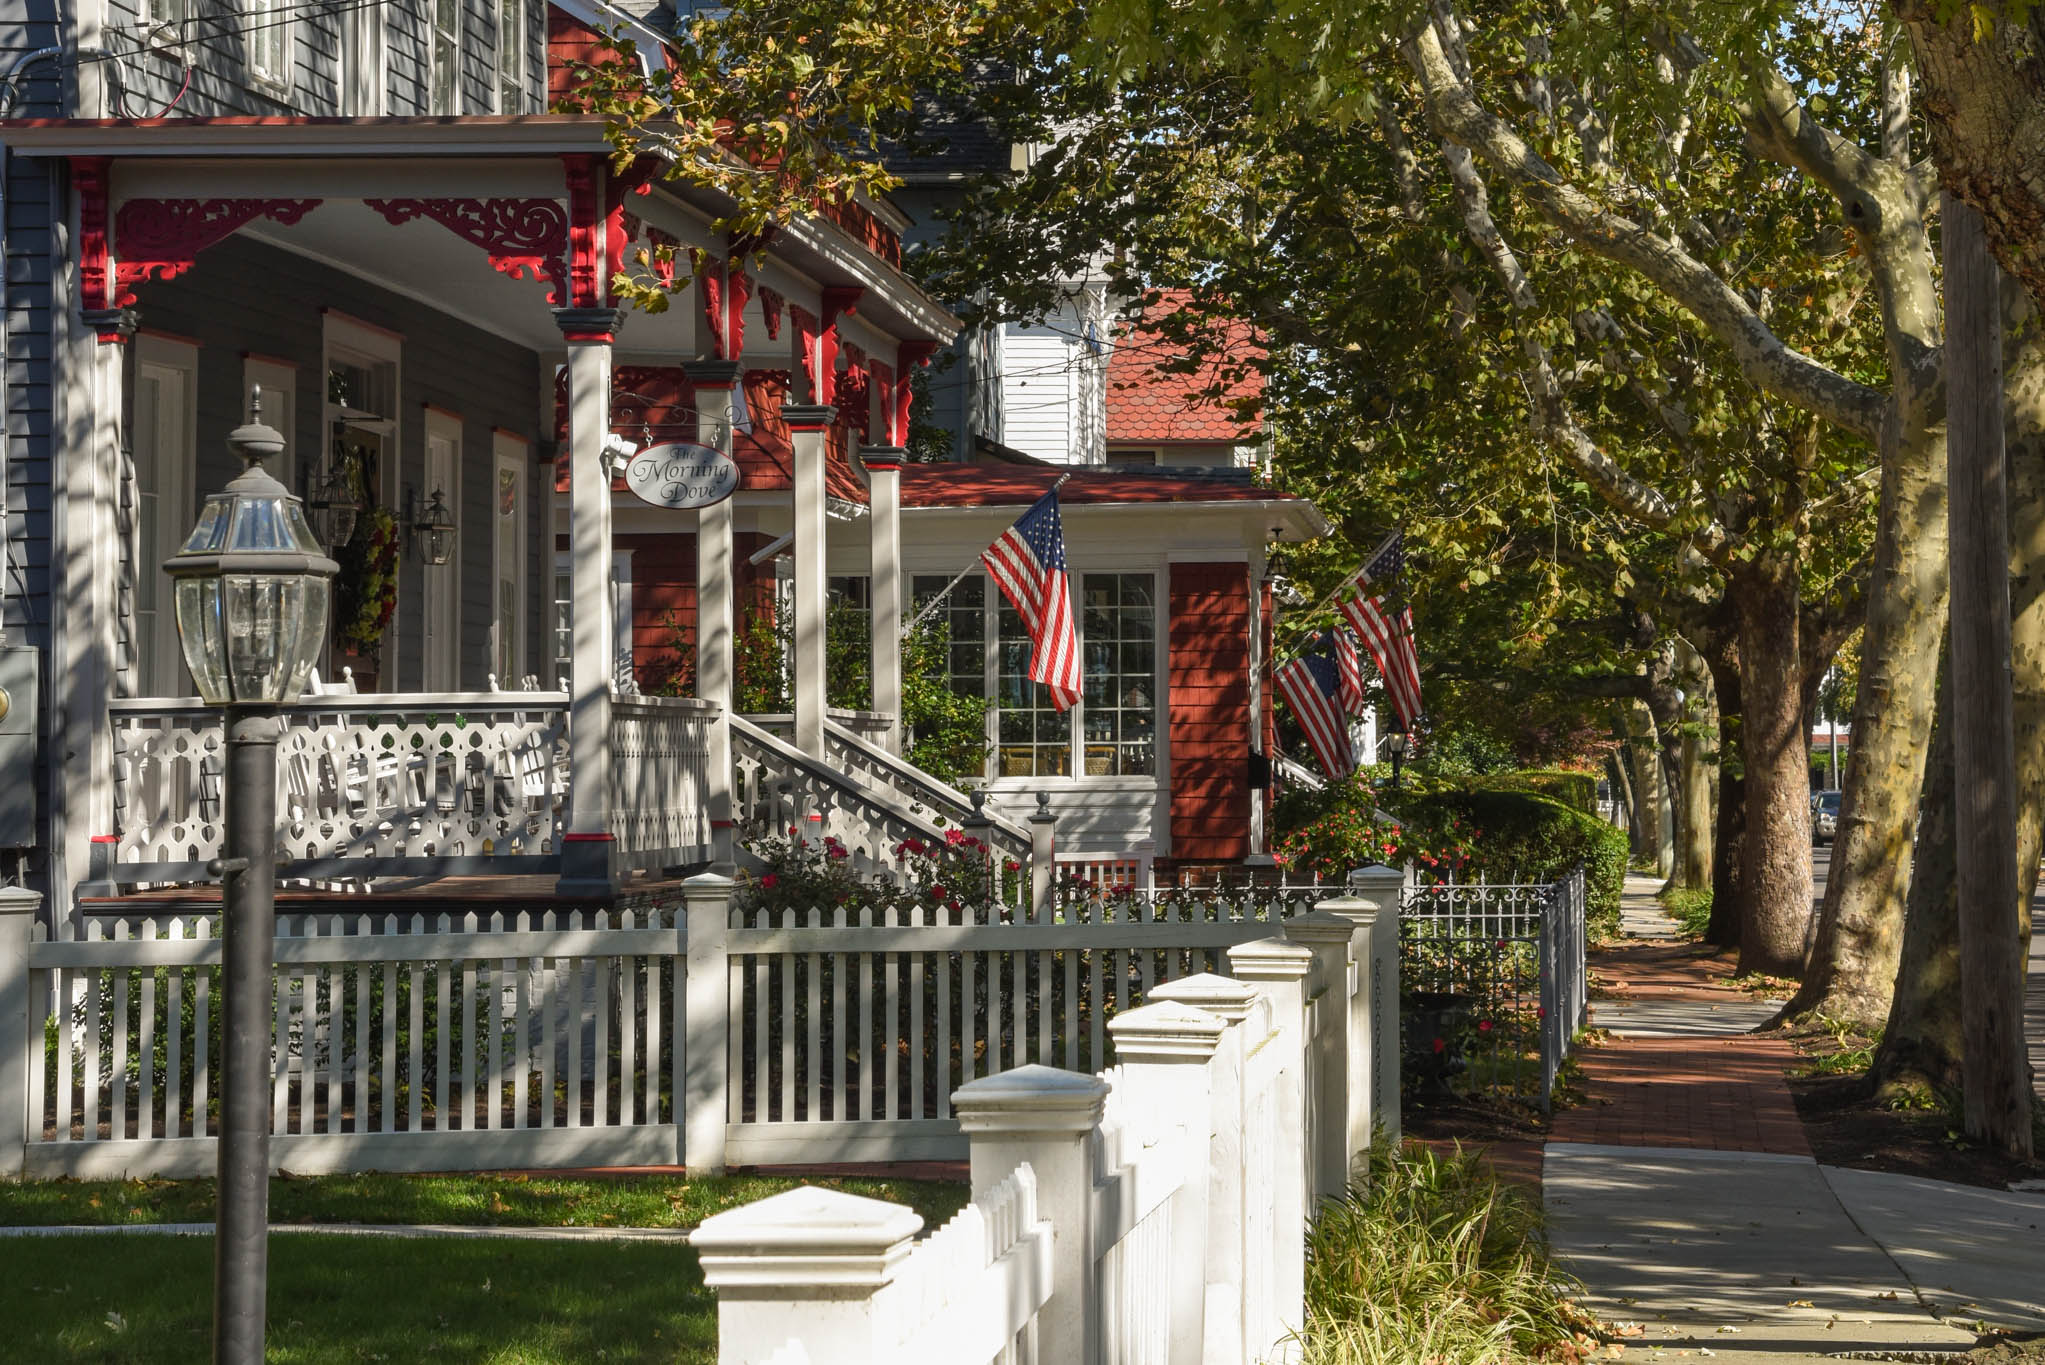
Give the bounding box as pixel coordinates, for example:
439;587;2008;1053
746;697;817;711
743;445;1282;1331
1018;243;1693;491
333;504;400;653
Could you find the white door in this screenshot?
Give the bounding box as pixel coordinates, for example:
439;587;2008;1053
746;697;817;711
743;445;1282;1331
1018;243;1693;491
422;409;462;691
134;343;196;696
491;435;527;684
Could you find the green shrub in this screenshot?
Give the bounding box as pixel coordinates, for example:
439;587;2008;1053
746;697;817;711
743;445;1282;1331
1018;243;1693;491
1399;790;1625;935
1661;886;1713;938
1301;1143;1591;1365
1469;769;1598;816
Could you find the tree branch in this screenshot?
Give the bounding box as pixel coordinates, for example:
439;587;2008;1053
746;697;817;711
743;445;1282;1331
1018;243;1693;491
1402;11;1890;445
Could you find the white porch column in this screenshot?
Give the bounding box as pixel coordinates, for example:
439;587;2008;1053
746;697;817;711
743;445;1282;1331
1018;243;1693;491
1246;535;1271;863
687;361;741;871
862;448;905;753
554;307;623;895
783;404;834;758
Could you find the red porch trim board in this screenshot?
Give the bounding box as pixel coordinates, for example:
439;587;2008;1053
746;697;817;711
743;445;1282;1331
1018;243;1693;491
364;196;570;302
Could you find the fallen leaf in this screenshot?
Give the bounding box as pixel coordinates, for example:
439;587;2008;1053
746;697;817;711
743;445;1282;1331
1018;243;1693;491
1785;1299;1815;1308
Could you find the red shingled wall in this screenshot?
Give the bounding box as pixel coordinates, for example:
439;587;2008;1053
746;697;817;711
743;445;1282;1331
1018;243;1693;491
1170;563;1250;863
618;531;780;689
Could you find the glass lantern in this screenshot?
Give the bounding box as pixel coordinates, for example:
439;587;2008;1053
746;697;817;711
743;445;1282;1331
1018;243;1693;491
165;393;340;706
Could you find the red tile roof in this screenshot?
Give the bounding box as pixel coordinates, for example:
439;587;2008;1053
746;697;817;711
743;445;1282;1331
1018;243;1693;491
1105;294;1265;445
898;465;1303;509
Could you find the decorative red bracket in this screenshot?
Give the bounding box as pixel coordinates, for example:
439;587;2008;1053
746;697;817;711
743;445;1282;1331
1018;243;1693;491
757;284;785;340
894;340;939;442
700;260;752;360
364;197;570;303
563;155;603;309
792;286;865;406
75;157;322;318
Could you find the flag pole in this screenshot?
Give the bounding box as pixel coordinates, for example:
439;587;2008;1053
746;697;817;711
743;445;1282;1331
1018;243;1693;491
905;472;1072;633
1270;527;1404;666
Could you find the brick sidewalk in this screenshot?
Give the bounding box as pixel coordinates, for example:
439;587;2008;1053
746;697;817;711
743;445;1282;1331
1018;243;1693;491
1551;919;1812;1156
1548;1035;1812;1155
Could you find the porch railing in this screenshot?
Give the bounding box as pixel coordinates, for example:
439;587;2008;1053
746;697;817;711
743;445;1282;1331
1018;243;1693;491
110;692;573;886
607;693;716;873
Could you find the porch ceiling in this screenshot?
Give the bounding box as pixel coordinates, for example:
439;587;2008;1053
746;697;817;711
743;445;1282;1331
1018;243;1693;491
241;201;697;354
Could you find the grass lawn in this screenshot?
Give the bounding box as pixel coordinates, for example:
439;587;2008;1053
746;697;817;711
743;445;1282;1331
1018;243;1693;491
0;1170;967;1233
0;1232;717;1363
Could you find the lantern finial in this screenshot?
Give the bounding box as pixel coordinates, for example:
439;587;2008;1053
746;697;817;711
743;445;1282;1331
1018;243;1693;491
228;383;288;474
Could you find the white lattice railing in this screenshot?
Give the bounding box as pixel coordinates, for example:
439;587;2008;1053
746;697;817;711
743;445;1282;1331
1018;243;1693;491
607;692;716;872
731;714;952;877
111;693;573;885
820;719;1032;862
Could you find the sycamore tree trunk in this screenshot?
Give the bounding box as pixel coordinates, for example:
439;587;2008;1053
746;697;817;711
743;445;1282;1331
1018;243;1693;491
1734;553;1816;976
1706;641;1745;949
1788;409;1950;1027
1670;637;1717;892
1873;272;2045;1102
1623;699;1672;874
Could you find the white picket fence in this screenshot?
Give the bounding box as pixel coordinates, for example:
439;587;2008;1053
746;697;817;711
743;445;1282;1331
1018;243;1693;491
0;868;1404;1179
694;929;1342;1365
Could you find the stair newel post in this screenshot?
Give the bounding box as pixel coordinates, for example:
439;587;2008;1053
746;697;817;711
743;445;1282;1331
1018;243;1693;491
1029;789;1057;923
964;788;997;913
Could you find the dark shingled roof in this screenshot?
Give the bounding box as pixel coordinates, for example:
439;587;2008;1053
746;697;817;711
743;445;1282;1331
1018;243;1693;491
898;464;1299;509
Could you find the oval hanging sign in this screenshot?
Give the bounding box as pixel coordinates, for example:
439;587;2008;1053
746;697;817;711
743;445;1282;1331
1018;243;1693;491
622;442;740;510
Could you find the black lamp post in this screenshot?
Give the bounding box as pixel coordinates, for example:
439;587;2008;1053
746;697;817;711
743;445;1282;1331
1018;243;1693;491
163;390;336;1365
1387;729;1410;789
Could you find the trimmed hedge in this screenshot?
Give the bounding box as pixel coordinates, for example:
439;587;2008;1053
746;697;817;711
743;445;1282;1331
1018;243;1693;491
1396;789;1625;934
1467;769;1598;816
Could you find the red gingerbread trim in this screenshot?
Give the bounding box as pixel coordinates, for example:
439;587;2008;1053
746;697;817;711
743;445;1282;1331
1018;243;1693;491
645;226;681;289
792;305;826;404
757;284;785;340
895;340;939;442
700;260;726;359
871;358;900;444
112;197;321;306
562;154;603;309
364;197;569;302
725;266;752;360
75;158;112;314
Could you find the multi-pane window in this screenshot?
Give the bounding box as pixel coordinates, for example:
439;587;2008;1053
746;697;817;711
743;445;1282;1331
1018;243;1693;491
247;0;292;89
430;0;461;114
1080;574;1156;775
497;0;525;112
913;571;1154;780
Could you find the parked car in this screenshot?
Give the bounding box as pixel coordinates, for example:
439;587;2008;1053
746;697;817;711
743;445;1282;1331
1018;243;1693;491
1812;789;1841;844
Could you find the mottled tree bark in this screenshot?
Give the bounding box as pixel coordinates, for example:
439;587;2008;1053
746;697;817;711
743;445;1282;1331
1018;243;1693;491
1706;639;1746;949
1624;699;1672;874
1734;554;1816;976
1899;0;2045;320
1874;660;1960;1097
1670;637;1717;892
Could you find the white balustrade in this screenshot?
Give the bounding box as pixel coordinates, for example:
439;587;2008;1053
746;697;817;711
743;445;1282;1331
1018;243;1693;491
607;691;716;870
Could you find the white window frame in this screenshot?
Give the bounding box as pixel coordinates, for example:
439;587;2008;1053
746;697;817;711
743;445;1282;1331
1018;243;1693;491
321;312;403;678
428;0;462;115
242;355;298;497
245;0;293;93
134;336;199;698
495;0;526;113
490;433;529;684
555;550;636;687
341;0;387;115
421;406;464;692
911;567;1162;785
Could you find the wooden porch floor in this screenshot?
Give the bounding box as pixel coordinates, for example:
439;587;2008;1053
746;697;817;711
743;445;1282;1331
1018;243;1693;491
76;872;703;916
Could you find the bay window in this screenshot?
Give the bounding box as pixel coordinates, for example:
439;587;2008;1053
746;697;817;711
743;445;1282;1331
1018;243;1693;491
913;570;1155;781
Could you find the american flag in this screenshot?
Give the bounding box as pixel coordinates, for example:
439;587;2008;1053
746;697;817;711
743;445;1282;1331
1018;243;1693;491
1342;593;1423;733
1276;652;1355;779
1358;530;1405;585
981;488;1082;711
1333;629;1369;719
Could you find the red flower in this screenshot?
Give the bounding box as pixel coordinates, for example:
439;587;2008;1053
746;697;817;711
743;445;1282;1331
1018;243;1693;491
1477;1020;1494;1033
1003;859;1020;873
930;884;948;899
761;873;779;889
945;828;967;848
1432;1038;1447;1054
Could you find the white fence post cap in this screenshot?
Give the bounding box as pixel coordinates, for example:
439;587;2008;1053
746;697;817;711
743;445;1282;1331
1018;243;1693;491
1227;938;1313;981
691;1185;923;1290
1313;894;1387;925
1108;1000;1227;1062
681;871;736;897
0;886;42;915
1283;909;1360;944
953;1064;1109;1134
1347;864;1403;889
1148;971;1257;1023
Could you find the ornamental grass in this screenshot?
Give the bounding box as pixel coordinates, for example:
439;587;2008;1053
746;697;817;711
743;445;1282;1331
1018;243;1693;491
1300;1142;1599;1365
